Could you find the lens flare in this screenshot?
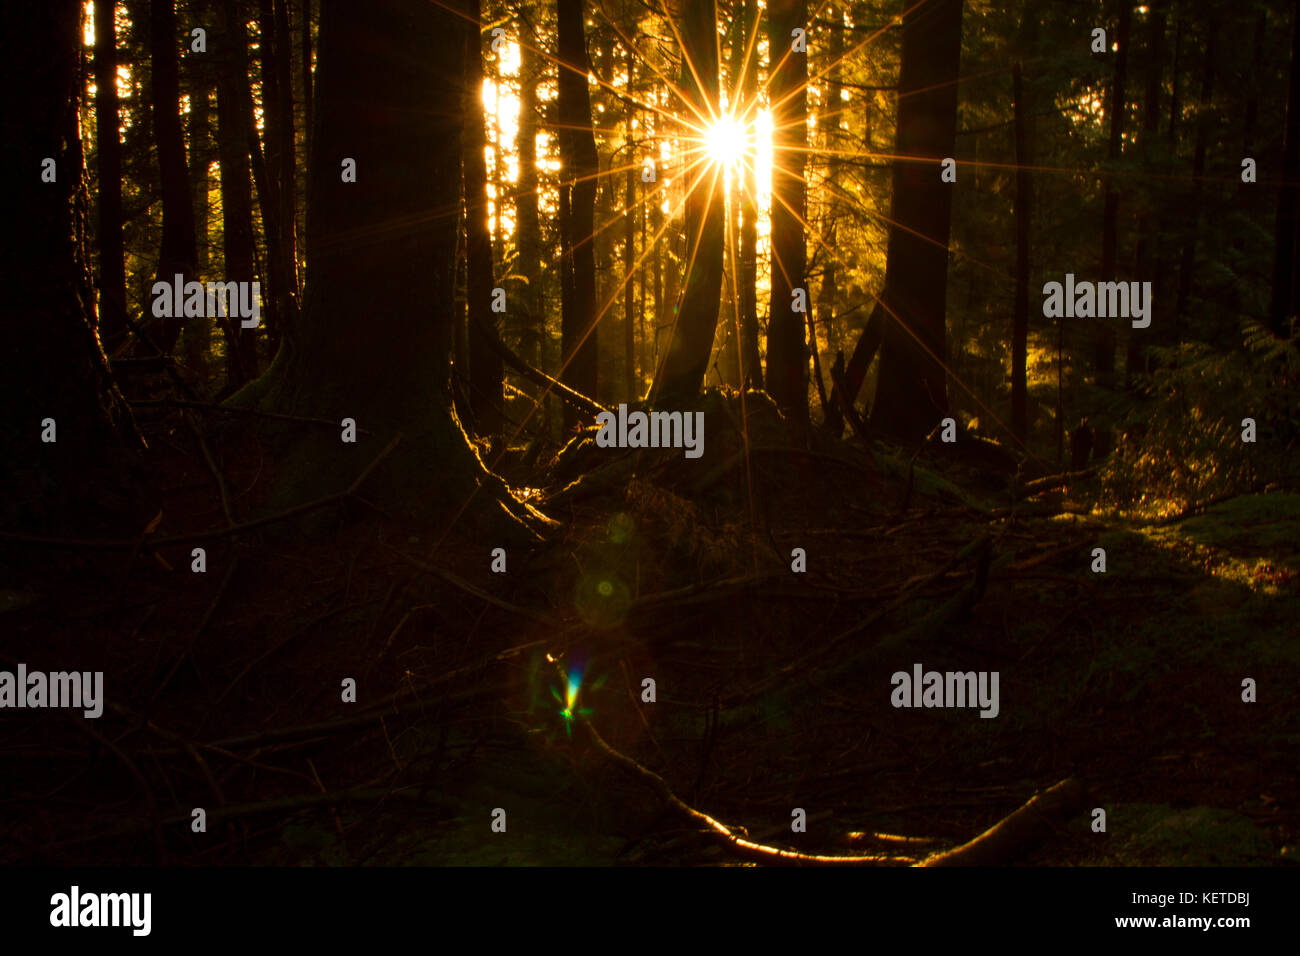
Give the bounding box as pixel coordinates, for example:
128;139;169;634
702;114;747;170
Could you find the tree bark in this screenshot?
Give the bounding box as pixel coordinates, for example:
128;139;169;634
1271;1;1300;337
650;0;725;409
738;0;762;388
463;0;503;434
624;43;638;400
1011;61;1031;441
215;0;260;387
93;0;129;349
867;0;962;442
1096;0;1131;379
765;0;810;435
0;0;142;532
515;25;543;374
557;0;599;426
150;0;198;354
231;0;546;536
1174;12;1217;327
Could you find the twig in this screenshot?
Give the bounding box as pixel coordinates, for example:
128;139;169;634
128;397;373;434
382;545;560;628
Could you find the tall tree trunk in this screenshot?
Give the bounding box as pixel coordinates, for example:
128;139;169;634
463;0;503;434
1096;0;1131;379
1;0;142;531
181;72;213;378
818;4;846;431
515;27;543;373
1271;1;1300;337
867;0;962;442
1012;61;1031;441
94;0;129;350
557;0;599;425
1130;1;1165;380
215;0;260;387
274;0;297;299
650;0;725;408
301;0;313;162
232;0;542;535
150;0;198;354
1174;13;1217;327
765;0;809;434
624;43;638;400
738;0;762;388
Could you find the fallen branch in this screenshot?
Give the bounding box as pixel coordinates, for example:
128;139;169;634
383;546;560;628
919;778;1089;866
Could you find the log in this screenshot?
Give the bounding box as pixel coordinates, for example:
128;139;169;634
918;777;1089;866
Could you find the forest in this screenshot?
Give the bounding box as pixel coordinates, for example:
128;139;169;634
0;0;1297;870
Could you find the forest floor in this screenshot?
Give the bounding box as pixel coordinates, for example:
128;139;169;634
2;389;1298;866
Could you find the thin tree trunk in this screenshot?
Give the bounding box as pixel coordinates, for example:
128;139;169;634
738;0;762;388
182;69;213;377
1012;61;1031;441
150;0;198;354
650;0;725;407
93;0;129;349
624;43;638;400
765;0;809;435
215;0;259;387
1174;13;1217;327
515;26;543;373
274;0;297;298
1271;1;1300;337
1096;0;1131;379
1129;1;1164;380
557;0;599;425
463;0;503;434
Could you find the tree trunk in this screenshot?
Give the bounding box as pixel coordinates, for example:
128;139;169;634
181;66;213;378
150;0;198;354
1096;0;1131;379
867;0;962;442
1129;1;1165;380
557;0;599;426
93;0;129;350
0;0;142;532
1011;61;1031;441
301;0;313;162
274;0;297;300
765;0;809;435
215;0;260;387
650;0;725;408
231;0;545;536
1271;1;1300;337
1174;13;1217;327
738;0;762;388
515;27;543;373
463;0;503;434
624;43;638;400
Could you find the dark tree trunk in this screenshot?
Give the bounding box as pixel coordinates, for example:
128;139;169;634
1012;61;1031;441
150;0;198;354
1271;1;1300;337
0;0;142;531
93;0;129;349
515;27;543;373
232;0;543;535
624;44;638;400
274;0;297;300
867;0;962;442
215;0;260;386
1130;1;1165;379
181;67;213;378
1096;0;1131;379
301;0;313;161
650;0;725;408
738;0;762;388
462;0;503;434
557;0;599;425
1174;13;1217;326
765;0;809;435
